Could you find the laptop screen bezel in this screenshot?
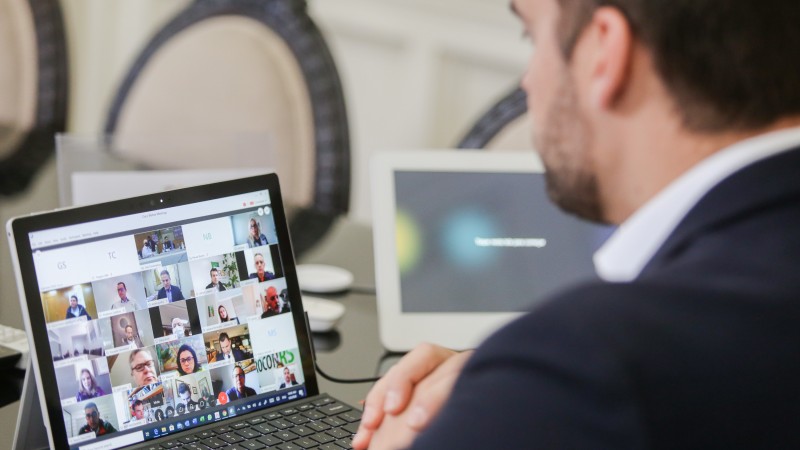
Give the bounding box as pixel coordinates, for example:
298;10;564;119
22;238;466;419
8;173;320;450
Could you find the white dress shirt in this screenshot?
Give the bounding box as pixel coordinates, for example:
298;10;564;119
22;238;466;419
594;127;800;282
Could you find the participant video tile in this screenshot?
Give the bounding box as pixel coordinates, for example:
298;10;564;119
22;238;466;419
41;283;98;325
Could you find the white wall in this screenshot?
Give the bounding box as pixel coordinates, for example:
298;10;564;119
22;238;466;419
0;0;531;327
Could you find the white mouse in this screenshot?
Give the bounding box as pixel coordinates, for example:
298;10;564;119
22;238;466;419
296;264;354;293
303;296;346;333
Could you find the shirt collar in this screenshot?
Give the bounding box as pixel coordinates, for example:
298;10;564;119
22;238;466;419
594;126;800;282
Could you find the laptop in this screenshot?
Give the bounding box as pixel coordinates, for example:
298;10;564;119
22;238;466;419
7;174;360;450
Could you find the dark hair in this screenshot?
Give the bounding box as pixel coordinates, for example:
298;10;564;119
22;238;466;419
178;382;190;396
219;332;230;343
132;399;143;408
555;0;800;131
218;305;229;322
209;267;219;275
176;344;199;375
70;295;78;302
117;281;127;290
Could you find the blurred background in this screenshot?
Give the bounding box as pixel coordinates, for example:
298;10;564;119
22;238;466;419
0;0;530;328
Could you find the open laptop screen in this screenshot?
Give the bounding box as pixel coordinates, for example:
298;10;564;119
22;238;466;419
10;175;315;450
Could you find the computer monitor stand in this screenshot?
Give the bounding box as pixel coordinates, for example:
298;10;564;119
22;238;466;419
12;362;49;450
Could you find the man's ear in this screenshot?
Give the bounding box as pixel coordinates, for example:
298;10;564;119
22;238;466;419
583;6;634;109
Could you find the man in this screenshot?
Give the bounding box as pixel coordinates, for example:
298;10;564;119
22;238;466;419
217;332;246;362
247;218;269;248
225;365;257;401
65;295;91;320
141;238;154;258
278;367;298;389
249;253;275;282
355;0;800;449
78;402;117;436
171;317;188;338
205;268;227;291
119;324;143;349
260;286;281;318
163;238;174;251
131;399;146;422
157;270;185;302
110;282;137;312
129;349;159;387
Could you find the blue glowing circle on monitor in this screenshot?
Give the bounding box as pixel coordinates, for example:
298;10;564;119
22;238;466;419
441;208;499;269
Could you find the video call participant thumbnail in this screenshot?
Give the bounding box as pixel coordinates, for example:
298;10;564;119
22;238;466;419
279;366;299;389
218;304;238;324
206;268;226;291
236;246;283;282
218;332;246;362
130;399;145;422
249;252;275;282
66;295;92;320
148;298;202;339
260;286;282;318
177;343;203;376
226;365;257;401
79;402;117;436
129;348;159;388
247;218;269;248
157;269;185;302
76;368;106;401
110;282;138;312
50;320;106;362
120;324;143;349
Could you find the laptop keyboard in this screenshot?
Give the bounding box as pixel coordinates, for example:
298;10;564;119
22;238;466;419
134;396;359;450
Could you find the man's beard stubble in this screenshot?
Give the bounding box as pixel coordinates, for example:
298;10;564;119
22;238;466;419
534;75;606;224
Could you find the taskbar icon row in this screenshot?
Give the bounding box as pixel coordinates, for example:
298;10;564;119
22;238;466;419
143;386;307;441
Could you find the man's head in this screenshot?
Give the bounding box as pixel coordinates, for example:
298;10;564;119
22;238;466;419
210;268;219;284
512;0;800;223
129;349;157;387
265;287;279;312
125;325;134;341
69;295;78;308
283;367;292;384
219;333;232;356
171;318;185;337
117;282;127;300
178;382;191;401
132;400;145;420
160;270;171;289
232;365;246;392
545;0;800;132
249;219;260;238
254;253;266;276
84;402;99;429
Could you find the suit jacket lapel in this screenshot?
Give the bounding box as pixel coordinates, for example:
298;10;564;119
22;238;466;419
641;146;800;275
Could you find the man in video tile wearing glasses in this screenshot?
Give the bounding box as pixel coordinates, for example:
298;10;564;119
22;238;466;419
78;402;117;436
354;0;800;449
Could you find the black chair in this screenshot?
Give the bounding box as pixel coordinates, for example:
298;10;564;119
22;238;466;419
457;87;531;151
104;0;351;256
0;0;68;195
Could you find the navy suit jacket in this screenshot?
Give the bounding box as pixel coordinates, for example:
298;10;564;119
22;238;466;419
157;285;185;302
412;147;800;449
